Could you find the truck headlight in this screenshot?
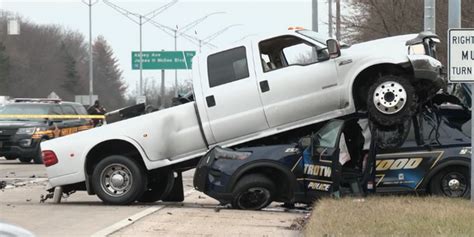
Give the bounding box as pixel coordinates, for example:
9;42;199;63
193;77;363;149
16;127;44;135
408;44;426;55
214;147;252;160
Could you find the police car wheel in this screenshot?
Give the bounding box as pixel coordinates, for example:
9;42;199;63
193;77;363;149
33;139;46;164
231;174;275;210
430;166;470;198
92;155;148;205
137;171;174;203
367;75;416;127
19;157;32;163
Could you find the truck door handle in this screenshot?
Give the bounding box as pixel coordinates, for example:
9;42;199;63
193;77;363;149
260;80;270;93
206;95;216;107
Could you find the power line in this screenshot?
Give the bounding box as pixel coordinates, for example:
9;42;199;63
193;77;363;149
144;12;225;96
103;0;178;97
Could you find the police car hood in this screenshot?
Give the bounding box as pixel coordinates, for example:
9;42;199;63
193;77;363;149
236;144;299;161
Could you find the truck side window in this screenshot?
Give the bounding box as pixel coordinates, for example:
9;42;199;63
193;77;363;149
259;35;327;72
283;43;318;65
207;46;249;88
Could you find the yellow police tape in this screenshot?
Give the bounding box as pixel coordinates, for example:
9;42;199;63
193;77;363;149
0;114;105;119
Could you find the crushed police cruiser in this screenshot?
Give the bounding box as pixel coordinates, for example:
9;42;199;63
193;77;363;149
40;29;446;205
194;93;471;210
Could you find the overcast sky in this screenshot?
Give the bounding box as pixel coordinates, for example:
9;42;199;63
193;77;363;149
0;0;330;95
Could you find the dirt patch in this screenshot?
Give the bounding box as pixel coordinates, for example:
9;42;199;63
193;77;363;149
305;196;474;236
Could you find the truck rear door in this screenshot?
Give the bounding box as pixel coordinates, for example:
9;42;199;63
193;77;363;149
199;45;269;142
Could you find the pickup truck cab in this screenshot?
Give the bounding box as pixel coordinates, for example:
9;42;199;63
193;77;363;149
41;29;445;205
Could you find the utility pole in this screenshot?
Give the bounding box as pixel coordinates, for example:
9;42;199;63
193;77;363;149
448;0;461;29
103;0;177;97
82;0;99;106
328;0;333;37
424;0;436;33
448;0;472;204
160;49;166;109
449;0;472;204
335;0;341;41
312;0;318;32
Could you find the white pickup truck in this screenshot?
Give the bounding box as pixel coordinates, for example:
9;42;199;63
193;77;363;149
41;29;445;204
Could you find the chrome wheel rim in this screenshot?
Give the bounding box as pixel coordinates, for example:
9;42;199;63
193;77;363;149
100;163;133;197
373;81;407;115
237;187;271;210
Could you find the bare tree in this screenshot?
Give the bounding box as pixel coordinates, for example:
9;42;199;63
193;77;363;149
343;0;474;65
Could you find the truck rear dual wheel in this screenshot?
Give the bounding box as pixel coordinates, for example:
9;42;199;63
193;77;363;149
430;167;470;198
367;75;416;127
231;174;275;210
137;171;174;203
92;155;147;205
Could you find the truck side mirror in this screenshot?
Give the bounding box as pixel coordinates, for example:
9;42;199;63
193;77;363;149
326;39;341;59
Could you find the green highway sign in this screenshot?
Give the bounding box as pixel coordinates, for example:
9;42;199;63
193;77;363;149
132;51;196;70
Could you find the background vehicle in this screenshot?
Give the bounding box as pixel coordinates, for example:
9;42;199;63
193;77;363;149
41;29;445;205
0;98;93;164
194;101;471;210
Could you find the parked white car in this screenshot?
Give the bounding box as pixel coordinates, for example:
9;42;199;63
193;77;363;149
41;29;445;204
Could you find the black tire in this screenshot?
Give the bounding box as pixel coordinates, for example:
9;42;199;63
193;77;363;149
367;75;416;127
4;156;17;160
137;171;174;203
429;167;470;198
372;119;411;150
19;157;32;163
33;139;46;164
91;155;147;205
231;174;275;210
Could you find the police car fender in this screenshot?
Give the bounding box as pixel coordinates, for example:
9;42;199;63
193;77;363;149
226;160;298;194
419;157;471;190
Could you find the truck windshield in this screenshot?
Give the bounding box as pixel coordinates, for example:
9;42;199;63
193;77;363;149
296;30;329;45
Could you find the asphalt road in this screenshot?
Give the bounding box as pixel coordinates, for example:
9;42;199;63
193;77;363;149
0;157;304;237
0;157;197;236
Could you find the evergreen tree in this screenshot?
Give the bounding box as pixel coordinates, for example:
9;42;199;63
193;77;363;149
0;42;10;95
60;42;81;99
93;36;127;110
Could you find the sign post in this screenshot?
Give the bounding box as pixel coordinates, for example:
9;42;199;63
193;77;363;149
447;28;474;203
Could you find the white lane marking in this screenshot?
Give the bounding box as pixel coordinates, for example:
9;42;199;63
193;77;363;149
91;189;196;237
91;206;165;237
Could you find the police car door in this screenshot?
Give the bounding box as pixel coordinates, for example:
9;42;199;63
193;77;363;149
304;119;345;198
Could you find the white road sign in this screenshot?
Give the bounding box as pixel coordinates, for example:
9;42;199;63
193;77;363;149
448;29;474;83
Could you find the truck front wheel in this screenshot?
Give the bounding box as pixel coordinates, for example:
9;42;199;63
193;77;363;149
367;75;416;127
92;155;147;205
